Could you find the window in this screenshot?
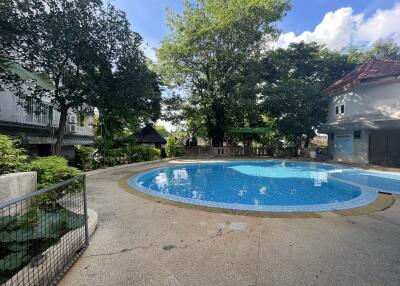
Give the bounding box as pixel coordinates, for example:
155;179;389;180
335;104;345;115
354;130;361;139
25;98;53;125
79;114;85;127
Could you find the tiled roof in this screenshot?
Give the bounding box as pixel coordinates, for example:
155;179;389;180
321;59;400;96
135;124;167;144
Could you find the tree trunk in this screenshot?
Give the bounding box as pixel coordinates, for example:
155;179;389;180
54;106;68;155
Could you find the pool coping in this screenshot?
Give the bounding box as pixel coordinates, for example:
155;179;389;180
119;160;396;217
119;173;394;218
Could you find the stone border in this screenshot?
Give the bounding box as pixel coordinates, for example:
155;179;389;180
119;174;394;218
4;208;97;286
85;158;172;177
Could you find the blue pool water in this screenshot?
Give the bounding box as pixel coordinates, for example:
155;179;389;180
128;160;400;212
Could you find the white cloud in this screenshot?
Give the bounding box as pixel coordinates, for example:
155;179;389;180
275;3;400;50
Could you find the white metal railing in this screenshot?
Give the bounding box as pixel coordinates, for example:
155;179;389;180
189;146;273;157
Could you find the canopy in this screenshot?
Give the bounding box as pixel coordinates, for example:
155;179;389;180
228;127;271;134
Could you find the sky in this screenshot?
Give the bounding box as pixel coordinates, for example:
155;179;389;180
114;0;400;60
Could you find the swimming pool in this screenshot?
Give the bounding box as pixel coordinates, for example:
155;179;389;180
128;160;400;212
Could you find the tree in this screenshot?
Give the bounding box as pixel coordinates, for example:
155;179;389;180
155;125;171;138
262;42;355;150
162;94;208;145
347;39;400;64
157;0;290;146
1;0;105;154
83;5;161;153
1;0;161;155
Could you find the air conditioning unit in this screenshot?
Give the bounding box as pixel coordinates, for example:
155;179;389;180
68;114;77;124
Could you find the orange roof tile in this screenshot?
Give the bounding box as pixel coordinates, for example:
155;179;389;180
321;59;400;96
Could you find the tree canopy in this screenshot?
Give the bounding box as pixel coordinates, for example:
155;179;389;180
0;0;161;154
157;0;291;146
347;39;400;64
261;42;356;148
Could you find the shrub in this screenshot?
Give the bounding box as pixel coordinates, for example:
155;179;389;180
105;147;130;166
128;145;160;161
19;156;82;211
0;207;85;283
74;145;96;171
0;134;27;175
166;137;184;158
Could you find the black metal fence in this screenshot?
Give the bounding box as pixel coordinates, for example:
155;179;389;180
0;175;88;286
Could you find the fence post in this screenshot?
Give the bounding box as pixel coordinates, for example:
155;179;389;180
82;174;89;247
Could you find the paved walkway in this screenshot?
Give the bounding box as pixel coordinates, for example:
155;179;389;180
60;159;400;286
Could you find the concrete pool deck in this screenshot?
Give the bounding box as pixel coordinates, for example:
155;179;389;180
59;159;400;286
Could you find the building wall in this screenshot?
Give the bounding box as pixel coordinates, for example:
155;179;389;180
328;129;369;164
327;80;400;123
0;89;94;138
325;80;400;164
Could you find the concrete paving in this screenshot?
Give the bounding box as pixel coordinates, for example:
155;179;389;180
59;159;400;286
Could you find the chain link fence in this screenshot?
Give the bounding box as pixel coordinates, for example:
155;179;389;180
0;175;88;285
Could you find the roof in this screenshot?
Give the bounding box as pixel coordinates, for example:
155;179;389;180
135;124;166;144
321;59;400;96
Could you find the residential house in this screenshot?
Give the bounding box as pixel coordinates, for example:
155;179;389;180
320;59;400;166
0;89;95;159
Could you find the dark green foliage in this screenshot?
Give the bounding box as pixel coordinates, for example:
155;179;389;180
157;0;291;146
0;207;85;283
128;145;161;162
94;145;161;167
1;0;161;154
0;135;27;175
19;156;82;211
166;137;184;158
74;145;96;171
262;42;356;148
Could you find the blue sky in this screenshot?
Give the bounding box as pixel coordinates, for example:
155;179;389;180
113;0;400;59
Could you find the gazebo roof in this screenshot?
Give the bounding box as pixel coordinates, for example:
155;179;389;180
135;124;167;144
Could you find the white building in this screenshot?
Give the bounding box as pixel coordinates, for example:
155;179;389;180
320;59;400;166
0;89;95;158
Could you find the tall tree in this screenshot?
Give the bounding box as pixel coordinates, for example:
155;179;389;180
83;5;161;151
157;0;290;146
0;0;161;154
262;42;355;149
1;0;104;154
347;39;400;64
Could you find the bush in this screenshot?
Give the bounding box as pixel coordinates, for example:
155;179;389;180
105;147;130;166
0;134;27;175
127;145;160;161
19;156;82;211
166;137;184;158
74;145;96;171
0;207;85;283
92;144;161;168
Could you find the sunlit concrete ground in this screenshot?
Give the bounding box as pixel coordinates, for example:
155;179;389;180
59;159;400;286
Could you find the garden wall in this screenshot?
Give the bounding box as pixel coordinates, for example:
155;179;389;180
0;172;37;206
